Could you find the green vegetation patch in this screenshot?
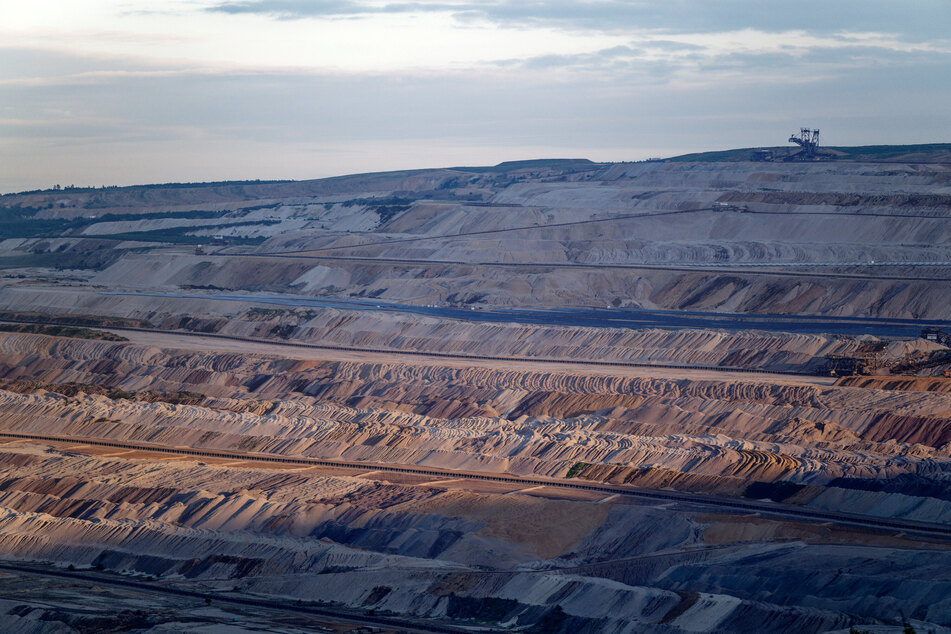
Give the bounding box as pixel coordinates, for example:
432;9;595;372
831;143;951;160
336;196;414;225
565;461;592;478
374;203;412;225
159;391;206;406
667;142;951;163
5;179;293;197
243;307;317;322
0;204;275;244
0;248;127;271
105;388;206;405
0;206;222;239
453;158;599;173
0;323;128;341
93;220;275;245
0;311;153;329
0;380;205;406
0;253;72;269
340;196;415;208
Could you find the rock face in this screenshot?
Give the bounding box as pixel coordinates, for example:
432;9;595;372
0;436;949;633
3;160;951;320
1;158;950;632
0;283;893;372
0;333;950;631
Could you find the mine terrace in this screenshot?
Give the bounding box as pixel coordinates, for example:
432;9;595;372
1;148;951;632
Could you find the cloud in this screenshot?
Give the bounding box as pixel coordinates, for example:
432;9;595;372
4;54;951;193
494;45;646;72
207;0;951;42
4;1;951;192
483;29;951;87
645;40;705;52
208;0;444;18
203;0;951;81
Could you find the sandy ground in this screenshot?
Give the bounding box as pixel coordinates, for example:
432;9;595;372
2;160;951;632
3;437;619;502
108;327;836;386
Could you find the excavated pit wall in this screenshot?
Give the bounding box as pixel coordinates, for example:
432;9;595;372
0;287;884;371
0;442;948;632
2;333;951;520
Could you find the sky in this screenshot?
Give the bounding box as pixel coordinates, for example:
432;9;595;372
1;1;950;192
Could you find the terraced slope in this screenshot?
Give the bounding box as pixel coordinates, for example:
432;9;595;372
3;160;951;320
1;157;951;632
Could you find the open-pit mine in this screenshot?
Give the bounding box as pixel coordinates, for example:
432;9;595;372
1;150;951;633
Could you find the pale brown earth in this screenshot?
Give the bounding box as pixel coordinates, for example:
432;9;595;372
0;332;950;630
0;283;906;375
837;376;951;393
71;325;842;385
1;159;950;632
0;438;949;634
3;160;951;321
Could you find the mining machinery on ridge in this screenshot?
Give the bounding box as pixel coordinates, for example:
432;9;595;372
787;127;823;160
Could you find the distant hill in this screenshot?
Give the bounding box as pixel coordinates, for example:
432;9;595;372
3;159;604;198
452;158;602;173
668;143;951;163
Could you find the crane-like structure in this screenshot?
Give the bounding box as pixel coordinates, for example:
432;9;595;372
788;128;821;160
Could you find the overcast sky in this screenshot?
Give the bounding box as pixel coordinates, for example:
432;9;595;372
2;1;950;192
